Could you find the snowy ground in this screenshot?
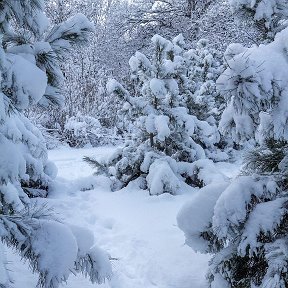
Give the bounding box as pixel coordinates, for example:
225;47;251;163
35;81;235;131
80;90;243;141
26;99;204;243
7;146;240;288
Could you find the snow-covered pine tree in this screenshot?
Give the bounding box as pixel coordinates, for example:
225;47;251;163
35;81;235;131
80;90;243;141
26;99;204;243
0;1;111;287
178;27;288;288
218;27;288;147
85;34;224;195
182;38;229;159
184;38;224;122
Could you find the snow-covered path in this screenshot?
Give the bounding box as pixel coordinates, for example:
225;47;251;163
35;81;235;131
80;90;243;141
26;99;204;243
9;147;212;287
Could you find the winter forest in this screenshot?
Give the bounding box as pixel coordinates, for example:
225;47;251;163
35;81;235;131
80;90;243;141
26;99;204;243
2;0;288;287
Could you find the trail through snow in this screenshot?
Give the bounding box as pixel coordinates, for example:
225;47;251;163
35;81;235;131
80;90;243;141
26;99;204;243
7;146;239;288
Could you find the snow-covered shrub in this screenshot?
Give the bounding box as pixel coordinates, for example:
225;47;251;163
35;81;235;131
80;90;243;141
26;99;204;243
85;34;224;194
31;111;122;149
64;113;113;147
64;113;100;147
0;1;111;286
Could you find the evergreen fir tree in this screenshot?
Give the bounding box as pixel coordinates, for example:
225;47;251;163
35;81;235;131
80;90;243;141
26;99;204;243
85;34;224;195
0;1;111;287
184;38;224;124
178;26;288;288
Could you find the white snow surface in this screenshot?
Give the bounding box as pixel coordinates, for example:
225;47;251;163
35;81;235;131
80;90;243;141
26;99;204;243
5;146;239;288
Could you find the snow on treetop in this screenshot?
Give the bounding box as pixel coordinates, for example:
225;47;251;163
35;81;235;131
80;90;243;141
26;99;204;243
151;34;174;52
173;34;185;48
150;78;167;99
106;78;128;99
129;51;153;75
68;13;95;32
224;43;246;61
154;115;170;141
106;79;120;94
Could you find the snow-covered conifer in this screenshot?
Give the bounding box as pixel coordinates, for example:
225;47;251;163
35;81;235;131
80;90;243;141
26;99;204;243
85;34;224;194
178;27;288;288
0;1;111;286
184;38;224;122
218;28;288;146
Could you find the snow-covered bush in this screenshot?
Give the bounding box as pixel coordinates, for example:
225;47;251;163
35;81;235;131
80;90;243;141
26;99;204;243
85;34;224;194
178;27;288;287
64;114;101;147
0;1;111;286
63;113;119;147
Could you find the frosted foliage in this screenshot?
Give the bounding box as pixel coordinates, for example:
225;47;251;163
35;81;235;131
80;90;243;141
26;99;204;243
69;225;95;257
147;158;180;195
1;218;112;288
0;0;48;35
218;100;255;145
63;113;111;147
106;79;124;95
0;1;111;287
178;173;288;287
95;34;223;193
0;3;56;210
177;183;229;253
183;38;224;124
263;239;288;288
228;0;288;30
30;222;112;287
6;54;47;110
0;111;55;204
31;220;79;286
184;159;228;186
212;176;278;240
151;35;174;57
154;115;170;141
77;245;113;284
0;209;112;287
46;13;94;55
239;198;287;256
150;79;167;99
218;27;288;144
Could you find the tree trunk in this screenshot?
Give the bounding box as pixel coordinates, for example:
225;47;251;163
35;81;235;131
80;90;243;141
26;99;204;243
186;0;196;18
150;133;154;147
